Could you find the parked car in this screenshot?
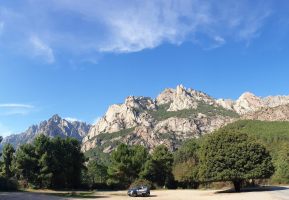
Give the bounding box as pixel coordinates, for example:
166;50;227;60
127;186;150;197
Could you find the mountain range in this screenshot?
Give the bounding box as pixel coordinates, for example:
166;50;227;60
2;85;289;154
0;114;90;149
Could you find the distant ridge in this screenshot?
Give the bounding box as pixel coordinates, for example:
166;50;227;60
0;114;91;149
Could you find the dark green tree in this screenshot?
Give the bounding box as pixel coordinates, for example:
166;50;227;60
199;130;275;192
14;143;38;186
273;145;289;184
85;159;108;187
107;144;149;188
173;139;200;188
141;145;173;188
61;137;86;189
1;144;15;178
34;134;53;187
14;135;85;189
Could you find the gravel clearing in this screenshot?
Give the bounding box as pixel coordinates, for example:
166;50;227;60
1;186;288;200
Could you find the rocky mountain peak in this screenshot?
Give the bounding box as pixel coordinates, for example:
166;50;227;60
234;92;264;114
167;85;216;111
82;85;235;152
156;88;176;105
238;92;259;100
124;96;156;111
50;114;62;123
1;115;91;149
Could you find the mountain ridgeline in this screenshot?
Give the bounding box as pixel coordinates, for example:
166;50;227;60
82;85;289;155
0;114;91;149
2;85;289;155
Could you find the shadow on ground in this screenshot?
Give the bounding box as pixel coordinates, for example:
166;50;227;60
215;186;289;194
40;192;109;199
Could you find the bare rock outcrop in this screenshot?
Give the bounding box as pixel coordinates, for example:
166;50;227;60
244;104;289;121
83;96;156;143
217;92;289;115
233;92;265;114
82;85;237;153
156;85;216;111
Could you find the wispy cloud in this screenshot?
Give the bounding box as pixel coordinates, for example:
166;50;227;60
0;103;35;116
30;35;55;63
0;104;34;109
0;21;4;35
0;0;273;61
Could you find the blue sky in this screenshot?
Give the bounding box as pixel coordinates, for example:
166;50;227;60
1;0;289;137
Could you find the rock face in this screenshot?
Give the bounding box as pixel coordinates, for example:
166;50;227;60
1;115;91;149
83;85;289;154
158;85;216;111
244;104;289;121
217;92;289;115
82;85;236;153
85;96;156;142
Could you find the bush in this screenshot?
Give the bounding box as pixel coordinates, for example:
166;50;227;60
0;177;18;191
129;179;153;189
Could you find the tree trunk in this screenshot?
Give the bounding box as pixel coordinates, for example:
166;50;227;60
233;180;241;192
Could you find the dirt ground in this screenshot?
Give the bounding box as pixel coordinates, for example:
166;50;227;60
0;186;288;200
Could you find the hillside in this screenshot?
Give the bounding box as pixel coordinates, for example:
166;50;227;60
217;120;289;152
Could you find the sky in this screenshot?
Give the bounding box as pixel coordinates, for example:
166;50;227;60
1;0;289;137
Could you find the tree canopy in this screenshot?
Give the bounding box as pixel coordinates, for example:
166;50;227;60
199;130;275;192
173;138;200;188
107;144;149;188
141;145;174;188
1;144;15;178
14;134;85;189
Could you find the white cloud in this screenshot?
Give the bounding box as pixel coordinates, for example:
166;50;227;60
29;36;55;63
50;0;271;52
0;0;273;60
0;103;35;116
0;103;34;109
65;117;81;122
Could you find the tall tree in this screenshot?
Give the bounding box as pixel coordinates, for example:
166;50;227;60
107;144;149;188
1;144;15;178
14;143;38;186
199;130;275;192
86;160;108;187
14;135;85;189
173;139;200;188
273;144;289;184
141;145;173;188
